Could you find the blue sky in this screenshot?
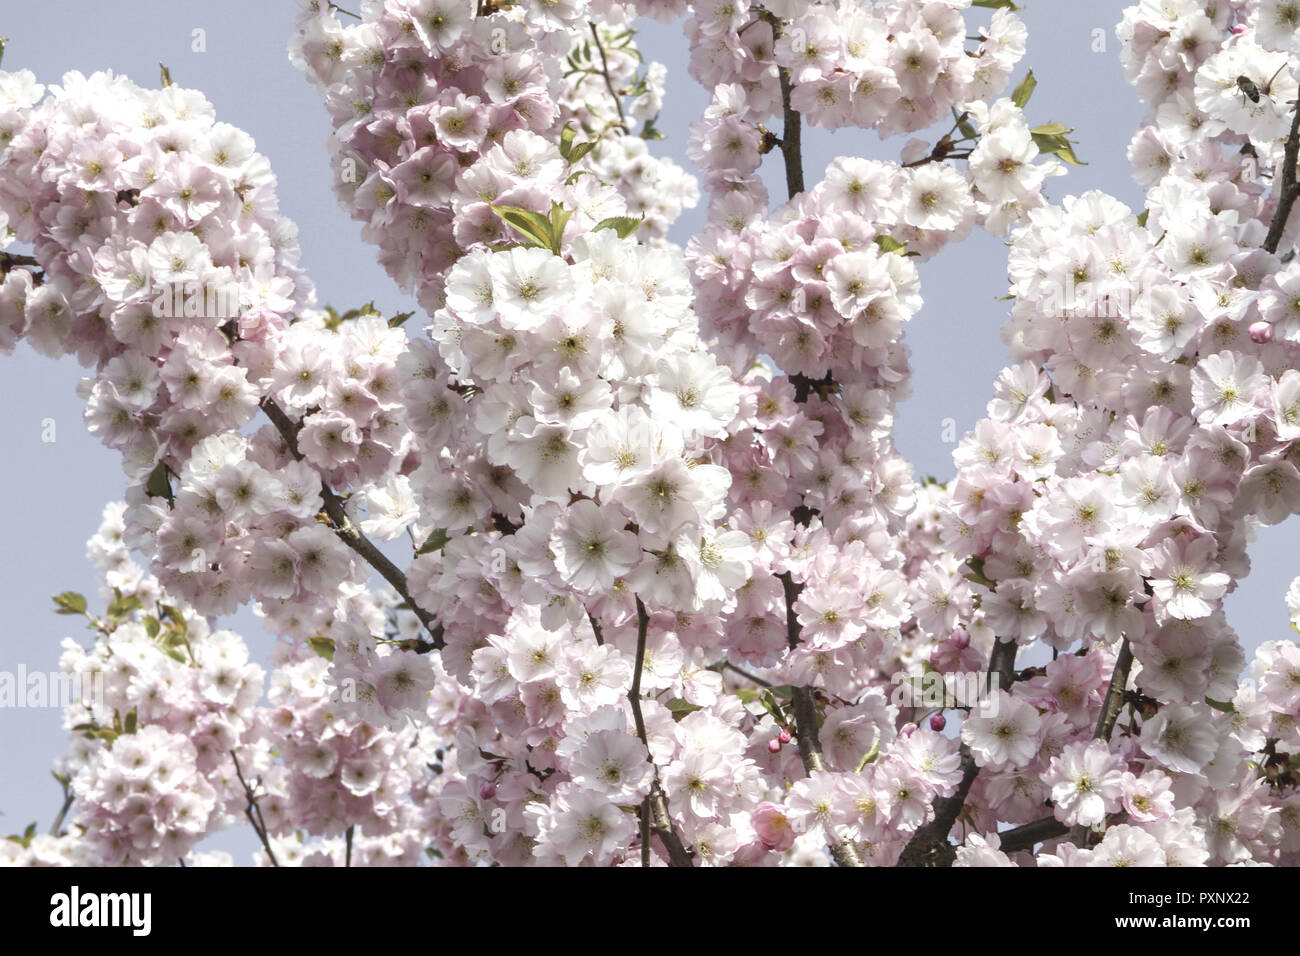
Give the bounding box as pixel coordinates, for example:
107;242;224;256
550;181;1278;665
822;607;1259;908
0;1;1293;858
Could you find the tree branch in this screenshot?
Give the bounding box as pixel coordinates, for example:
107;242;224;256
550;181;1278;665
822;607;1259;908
49;779;74;836
764;14;804;198
259;397;444;652
230;749;279;867
998;815;1068;853
898;638;1018;867
777;571;864;868
1068;637;1134;846
631;597;694;867
1264;100;1300;255
1092;638;1134;743
588;21;628;134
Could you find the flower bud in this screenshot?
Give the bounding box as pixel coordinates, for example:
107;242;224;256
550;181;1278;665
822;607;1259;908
930;713;947;732
1249;321;1273;344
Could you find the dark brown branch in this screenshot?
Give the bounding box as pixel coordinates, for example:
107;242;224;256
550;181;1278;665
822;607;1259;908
1069;637;1135;846
259;397;444;652
898;638;1018;867
1264;100;1300;254
631;597;694;867
230;749;279;867
763;14;804;198
777;571;864;868
345;824;354;867
1092;638;1134;743
998;816;1069;853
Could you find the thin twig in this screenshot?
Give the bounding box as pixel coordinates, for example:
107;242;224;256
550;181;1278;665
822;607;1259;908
588;22;628;133
49;782;74;836
230;750;279;867
259;398;444;652
777;572;863;868
631;597;694;867
345;824;354;867
720;660;773;689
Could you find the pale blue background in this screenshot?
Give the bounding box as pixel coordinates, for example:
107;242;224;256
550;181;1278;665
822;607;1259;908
0;2;1292;859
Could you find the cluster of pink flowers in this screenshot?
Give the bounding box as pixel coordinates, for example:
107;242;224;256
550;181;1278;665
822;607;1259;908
289;0;698;316
4;0;1300;867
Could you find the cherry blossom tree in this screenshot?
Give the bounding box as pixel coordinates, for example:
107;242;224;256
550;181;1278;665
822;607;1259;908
3;0;1300;868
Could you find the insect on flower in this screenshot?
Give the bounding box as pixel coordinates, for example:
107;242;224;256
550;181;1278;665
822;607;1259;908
1236;63;1288;106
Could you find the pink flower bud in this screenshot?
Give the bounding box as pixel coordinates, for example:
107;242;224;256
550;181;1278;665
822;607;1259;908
1249;321;1273;344
778;728;792;744
930;713;947;732
478;780;496;800
951;627;971;649
767;737;782;754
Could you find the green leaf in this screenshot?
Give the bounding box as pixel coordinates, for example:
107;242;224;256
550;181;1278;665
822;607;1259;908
665;698;703;721
1029;122;1070;136
592;216;643;240
735;688;761;705
1031;126;1087;166
972;0;1021;8
0;38;7;70
308;637;336;662
52;591;87;616
1051;142;1086;166
145;461;174;506
1136;208;1150;228
963;555;996;590
106;595;143;619
759;689;786;725
559;122;578;160
957;118;978;140
874;235;908;255
388;310;414;329
639;117;664;141
122;708;138;735
417;528;450;555
159;62;173;88
549;202;575;252
1205;697;1235;714
566;141;597;166
159;604;187;635
1011;70;1036;109
489;204;554;251
161;644;188;664
143;615;161;639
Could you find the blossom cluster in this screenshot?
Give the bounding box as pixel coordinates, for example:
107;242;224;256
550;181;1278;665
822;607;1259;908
3;0;1300;867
